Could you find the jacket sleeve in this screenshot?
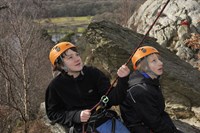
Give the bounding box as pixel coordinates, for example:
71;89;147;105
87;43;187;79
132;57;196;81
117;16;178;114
45;85;81;127
108;76;129;105
130;86;176;133
92;67;129;106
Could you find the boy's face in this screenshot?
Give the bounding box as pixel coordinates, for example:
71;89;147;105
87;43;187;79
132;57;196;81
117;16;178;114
147;54;163;76
62;49;83;74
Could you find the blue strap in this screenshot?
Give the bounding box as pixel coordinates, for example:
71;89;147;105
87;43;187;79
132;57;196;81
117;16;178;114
141;72;150;78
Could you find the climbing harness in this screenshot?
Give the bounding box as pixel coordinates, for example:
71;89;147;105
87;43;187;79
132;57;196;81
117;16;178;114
83;107;130;133
82;95;110;133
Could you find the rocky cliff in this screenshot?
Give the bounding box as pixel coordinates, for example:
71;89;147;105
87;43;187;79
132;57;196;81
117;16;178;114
38;20;200;133
128;0;200;70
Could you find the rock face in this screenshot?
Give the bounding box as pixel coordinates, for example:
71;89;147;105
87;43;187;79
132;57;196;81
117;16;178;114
78;21;200;132
38;102;66;133
128;0;200;70
40;21;200;132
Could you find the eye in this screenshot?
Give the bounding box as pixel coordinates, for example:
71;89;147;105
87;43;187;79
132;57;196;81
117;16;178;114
152;59;156;63
158;57;163;61
66;56;73;59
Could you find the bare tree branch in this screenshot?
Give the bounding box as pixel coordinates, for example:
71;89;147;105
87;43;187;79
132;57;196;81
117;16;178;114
0;4;9;10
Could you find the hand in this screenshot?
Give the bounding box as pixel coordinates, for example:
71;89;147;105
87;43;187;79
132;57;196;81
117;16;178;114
117;64;130;78
80;109;91;122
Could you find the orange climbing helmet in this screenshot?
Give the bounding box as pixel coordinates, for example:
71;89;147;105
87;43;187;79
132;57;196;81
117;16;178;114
49;42;76;66
132;46;159;70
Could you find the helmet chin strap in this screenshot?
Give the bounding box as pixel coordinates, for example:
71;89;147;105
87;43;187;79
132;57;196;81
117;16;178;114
59;56;68;72
144;58;158;79
146;70;158;79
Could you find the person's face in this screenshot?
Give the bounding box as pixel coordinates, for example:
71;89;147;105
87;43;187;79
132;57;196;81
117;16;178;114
62;49;83;74
147;53;163;76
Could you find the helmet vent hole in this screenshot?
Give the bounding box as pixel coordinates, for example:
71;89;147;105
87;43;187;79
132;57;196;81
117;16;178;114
54;46;60;52
141;48;146;53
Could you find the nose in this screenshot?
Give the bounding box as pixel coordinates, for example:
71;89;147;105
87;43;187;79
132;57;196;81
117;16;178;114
158;59;163;66
74;54;81;62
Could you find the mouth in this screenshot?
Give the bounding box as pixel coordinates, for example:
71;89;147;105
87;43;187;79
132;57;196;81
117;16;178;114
75;63;81;67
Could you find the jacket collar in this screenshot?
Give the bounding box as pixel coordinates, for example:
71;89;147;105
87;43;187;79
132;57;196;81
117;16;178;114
129;71;160;87
61;66;85;80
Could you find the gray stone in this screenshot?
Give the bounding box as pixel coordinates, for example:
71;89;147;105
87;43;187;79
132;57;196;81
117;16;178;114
128;0;200;70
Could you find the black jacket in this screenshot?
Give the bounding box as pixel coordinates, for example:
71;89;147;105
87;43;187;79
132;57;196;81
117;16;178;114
120;71;178;133
45;66;129;129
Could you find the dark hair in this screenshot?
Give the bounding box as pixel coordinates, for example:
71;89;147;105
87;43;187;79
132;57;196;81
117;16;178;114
61;47;78;57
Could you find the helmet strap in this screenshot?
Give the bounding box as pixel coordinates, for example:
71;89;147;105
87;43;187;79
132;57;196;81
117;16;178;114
144;57;159;79
59;56;68;72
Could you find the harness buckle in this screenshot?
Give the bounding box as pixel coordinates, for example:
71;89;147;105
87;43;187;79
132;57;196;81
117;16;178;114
100;95;109;106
